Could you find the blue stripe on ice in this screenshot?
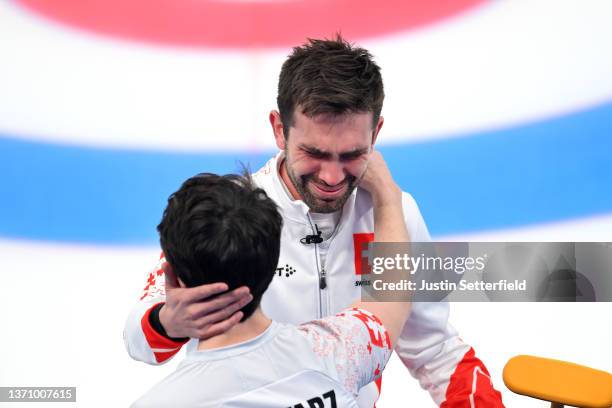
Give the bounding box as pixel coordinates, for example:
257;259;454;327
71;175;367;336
1;102;611;244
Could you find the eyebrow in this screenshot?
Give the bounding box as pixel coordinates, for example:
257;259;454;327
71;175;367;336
339;148;370;160
299;145;369;160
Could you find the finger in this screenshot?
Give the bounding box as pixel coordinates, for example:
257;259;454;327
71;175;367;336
184;282;231;302
162;262;179;290
195;293;253;326
199;311;244;340
190;287;252;318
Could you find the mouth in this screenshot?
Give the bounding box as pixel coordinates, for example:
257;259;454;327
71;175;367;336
310;181;347;199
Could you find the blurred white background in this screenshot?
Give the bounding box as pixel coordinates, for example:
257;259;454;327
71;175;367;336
1;0;611;406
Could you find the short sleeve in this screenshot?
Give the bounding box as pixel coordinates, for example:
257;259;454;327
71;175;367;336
297;307;393;396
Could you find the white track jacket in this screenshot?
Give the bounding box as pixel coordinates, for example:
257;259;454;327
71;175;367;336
124;152;504;407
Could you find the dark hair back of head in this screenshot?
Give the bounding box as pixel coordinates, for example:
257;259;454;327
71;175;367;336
277;34;384;137
157;173;283;320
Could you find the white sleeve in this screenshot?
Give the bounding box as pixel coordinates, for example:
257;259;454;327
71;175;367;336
297;307;393;396
123;254;186;365
397;193;502;405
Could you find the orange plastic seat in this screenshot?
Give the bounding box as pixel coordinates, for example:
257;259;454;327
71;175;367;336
503;355;612;408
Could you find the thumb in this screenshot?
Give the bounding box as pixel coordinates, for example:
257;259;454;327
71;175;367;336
162;262;179;290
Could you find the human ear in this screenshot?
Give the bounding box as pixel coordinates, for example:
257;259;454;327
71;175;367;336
269;110;286;150
371;116;384;147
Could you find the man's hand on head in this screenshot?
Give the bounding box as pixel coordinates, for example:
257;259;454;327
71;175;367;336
360;150;401;206
159;263;253;340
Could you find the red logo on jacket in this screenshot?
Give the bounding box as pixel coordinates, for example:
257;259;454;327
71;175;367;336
353;233;375;275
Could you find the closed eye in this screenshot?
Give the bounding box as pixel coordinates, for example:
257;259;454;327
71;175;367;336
339;150;368;162
299;145;368;161
306;150;327;159
300;146;330;159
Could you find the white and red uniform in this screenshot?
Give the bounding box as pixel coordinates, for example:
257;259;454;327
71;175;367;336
124;152;504;407
132;308;392;408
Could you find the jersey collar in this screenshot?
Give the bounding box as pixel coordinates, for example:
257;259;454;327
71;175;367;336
185;321;281;362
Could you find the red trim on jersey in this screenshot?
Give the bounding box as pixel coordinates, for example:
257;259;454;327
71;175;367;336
441;348;505;407
353;233;375;275
372;376;383;408
151;350;180;363
139;271;158;300
351;309;389;349
141;302;188;363
375;376;383;392
139;253;165;300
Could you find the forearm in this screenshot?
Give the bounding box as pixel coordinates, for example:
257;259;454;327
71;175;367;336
372;187;405;243
123;255;187;364
394;302;504;406
123;300;186;365
353;159;411;346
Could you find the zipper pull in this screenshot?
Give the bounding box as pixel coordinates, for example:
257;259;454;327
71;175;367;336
319;269;327;289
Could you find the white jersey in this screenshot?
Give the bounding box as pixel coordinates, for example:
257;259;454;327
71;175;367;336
124;152;504;407
132;308;392;408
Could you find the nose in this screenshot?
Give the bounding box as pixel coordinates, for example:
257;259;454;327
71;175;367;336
317;161;346;186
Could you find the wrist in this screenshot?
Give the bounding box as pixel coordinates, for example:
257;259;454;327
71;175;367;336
157;303;168;329
152;303;188;342
371;184;402;208
157;304;174;337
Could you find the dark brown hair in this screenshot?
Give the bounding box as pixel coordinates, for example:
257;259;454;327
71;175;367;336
277;34;384;137
158;173;283;320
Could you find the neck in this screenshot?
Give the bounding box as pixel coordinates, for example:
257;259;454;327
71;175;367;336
278;157;301;201
197;308;272;350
